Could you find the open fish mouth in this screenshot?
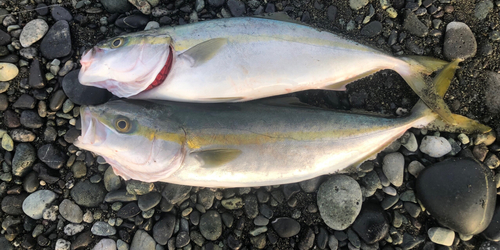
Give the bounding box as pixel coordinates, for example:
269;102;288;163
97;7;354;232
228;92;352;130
77;106;107;146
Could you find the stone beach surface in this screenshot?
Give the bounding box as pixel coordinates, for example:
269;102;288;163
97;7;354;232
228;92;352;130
0;0;500;249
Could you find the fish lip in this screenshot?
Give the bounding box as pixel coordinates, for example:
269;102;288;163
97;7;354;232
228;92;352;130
77;106;107;146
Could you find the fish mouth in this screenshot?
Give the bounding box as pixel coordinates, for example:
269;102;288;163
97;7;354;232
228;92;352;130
143;46;173;92
76;106;107;147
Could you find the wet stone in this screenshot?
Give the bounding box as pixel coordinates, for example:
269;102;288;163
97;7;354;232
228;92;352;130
71;180;106;207
153;214;175;245
29;59;44;88
1;194;28;215
13;94;36;109
115;14;150;29
352;202;389;244
138;191;161;211
49;90;67;111
199;210;222;240
40;20;72;59
51;6;73;21
22;190;57;219
64;127;80;143
482;202;500;241
23;171;39;193
20;110;43;128
91;221;116;236
59;199;83;223
12;142;36;176
38;144;67;169
272;217;300;238
117;202;141;218
4;110;21;128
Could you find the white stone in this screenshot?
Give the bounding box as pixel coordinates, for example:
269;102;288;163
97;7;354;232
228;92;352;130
419;136;452;158
93;238;117;250
408;161;425;177
0;63;19;81
20;19;49;47
64;223;85;236
55;239;71;250
130;230;155;250
22;190;57;219
382;152;404;187
42;205;58;221
428;227;455;246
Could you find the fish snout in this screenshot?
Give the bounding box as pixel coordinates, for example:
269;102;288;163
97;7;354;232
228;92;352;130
80;46;103;70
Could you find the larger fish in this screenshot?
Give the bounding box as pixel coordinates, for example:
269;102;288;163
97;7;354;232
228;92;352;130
78;15;456;124
74;62;489;187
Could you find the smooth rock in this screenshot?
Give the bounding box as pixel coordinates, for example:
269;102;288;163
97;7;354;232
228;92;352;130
403;10;428;37
416;158;496;235
382;152;404;187
22;190;57;219
130;230;155;250
2;194;28;215
428;227;455;246
20;110;43;128
0;63;18;81
199;210;222;240
62;70;113;105
38;144;67;169
208;0;225;7
317;175;362;230
1;133;13;151
227;0;246;16
12;143;36;176
475;0;493;20
115;15;149;29
420;136;452;157
23;171;39;193
408;161;425;177
71;180;107;207
49;89;66;111
117;202;141;218
0;29;11;46
91;221;116;236
485;71;500;114
13;94;36;109
443;22;477;60
360;21;382;37
161;183;191;204
271;217;300;238
40;20;72;59
138;192;161;211
51;6;73;21
153;214;176;245
29;59;44;88
64;223;85;236
349;0;369;10
126;180;154;195
482;202;500;241
101;0;132;13
59;199;83;223
20;19;49;47
104;166;122;191
352;202;389;244
55;239;71;250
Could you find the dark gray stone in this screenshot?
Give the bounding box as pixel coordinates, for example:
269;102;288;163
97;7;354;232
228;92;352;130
153;214;176;245
403;10;428;37
1;194;28;215
162;183;191;204
51;6;73;21
100;0;132;13
416;157;496;235
37;144;67;169
40;20;72;59
227;0;246;16
20;110;43;128
71;180;106;207
271;217;300;238
0;29;10;46
351;202;389;244
115;15;149;29
200;210;222;240
443;22;477;60
49;89;66;111
29;59;44;89
12;143;36;177
62;70;113;105
117;202;141;218
138;192;161;211
13;94;36;109
360;21;382;37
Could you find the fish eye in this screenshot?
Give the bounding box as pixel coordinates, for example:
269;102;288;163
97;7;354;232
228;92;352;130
114;117;132;133
111;38;124;48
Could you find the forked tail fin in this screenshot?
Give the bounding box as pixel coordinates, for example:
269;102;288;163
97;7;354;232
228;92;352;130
397;56;457;125
410;60;492;134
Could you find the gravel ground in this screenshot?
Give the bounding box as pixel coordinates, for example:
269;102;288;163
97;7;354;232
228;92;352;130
1;0;500;249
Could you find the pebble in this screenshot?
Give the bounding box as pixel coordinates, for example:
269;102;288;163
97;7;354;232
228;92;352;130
130;230;155;250
126;180;154;195
360;21;382;37
138;191;161;211
2;133;13;151
401;132;418;152
38;144;67;169
153;214;175;245
2;194;28;215
352;202;389;244
349;0;369;10
162;183;191;204
49;89;67;111
475;0;493;20
0;29;10;46
55;239;71;250
403;10;428;37
317;175;362;230
199;210;222;240
4;110;20;128
71;180;107;207
104;166;122;191
382;152;404;187
92;221;116;236
271;217;300;237
428;227;455;246
20;110;43;128
419;136;452;157
23;171;39;193
12;142;36;177
51;6;73;21
22;190;56;219
443;22;477;60
64;223;85;236
115;15;150;29
20;19;49;47
59;199;83;223
117;202;141;218
40;20;72;59
0;63;19;81
416;158;496;235
482;203;500;241
228;0;246;16
62;70;113;105
408;161;425;177
13;94;36;109
485;71;500;114
208;0;225;7
101;0;132;13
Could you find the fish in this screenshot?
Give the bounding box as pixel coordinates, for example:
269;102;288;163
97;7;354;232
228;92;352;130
78;15;456;124
74;61;490;187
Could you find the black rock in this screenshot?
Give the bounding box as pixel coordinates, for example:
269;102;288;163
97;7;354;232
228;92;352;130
351;202;389;244
20;110;43;129
283;183;301;200
49;89;66;111
72;231;93;249
13;94;36;109
360;21;382;37
198;189;215;209
23;171;39;193
62;70;113;105
40;20;72;59
327;5;337;21
115;15;149;29
29;59;44;89
1;194;28;215
100;0;133;13
317;227;328;249
70;180;106;207
227;0;246;17
244;195;259;219
176;231;190;248
0;29;10;46
64;128;80;143
12;142;36;177
271;217;300;238
482;202;500;241
227;234;242;249
37;144;67;169
0;94;7;111
153;214;176;245
415;158;496;235
4;110;21;128
298;228;315;250
403;10;428;37
51;6;73;21
265;3;275;13
138;191;162;211
162;183;192;204
35;3;49;15
0;54;18;63
208;0;225;7
117;202;141;218
199;210;222;241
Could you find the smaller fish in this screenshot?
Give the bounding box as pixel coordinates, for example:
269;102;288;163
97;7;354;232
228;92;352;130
79;16;456;124
74;61;490;187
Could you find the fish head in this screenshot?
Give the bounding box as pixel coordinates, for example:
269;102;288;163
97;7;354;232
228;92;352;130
78;34;172;98
74;100;186;182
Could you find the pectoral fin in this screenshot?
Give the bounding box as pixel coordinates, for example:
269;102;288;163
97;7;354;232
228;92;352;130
192;149;242;167
180;38;228;67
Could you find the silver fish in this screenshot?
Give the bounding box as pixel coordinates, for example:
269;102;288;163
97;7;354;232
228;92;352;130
78;15;456;124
